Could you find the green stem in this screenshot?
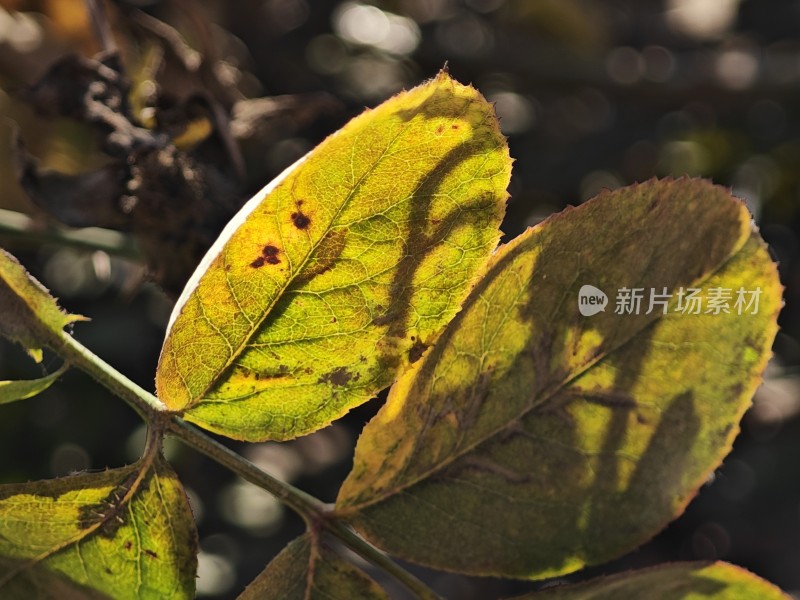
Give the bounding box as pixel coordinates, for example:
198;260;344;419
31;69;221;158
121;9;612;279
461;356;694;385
50;333;441;598
167;419;441;599
0;209;141;260
165;418;328;521
323;518;444;600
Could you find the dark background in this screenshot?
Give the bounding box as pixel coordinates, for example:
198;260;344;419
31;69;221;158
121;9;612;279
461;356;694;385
0;1;799;598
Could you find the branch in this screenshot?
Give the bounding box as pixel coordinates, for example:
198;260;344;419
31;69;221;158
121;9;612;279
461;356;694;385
0;208;141;260
48;330;441;599
165;418;327;521
85;0;117;56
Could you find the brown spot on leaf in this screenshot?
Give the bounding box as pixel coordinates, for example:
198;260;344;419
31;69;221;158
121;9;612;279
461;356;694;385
291;211;311;229
436;124;444;134
451;124;459;129
293;229;347;285
124;541;132;550
318;367;353;387
145;549;158;559
262;244;281;265
257;365;291;379
250;256;266;268
408;339;429;363
77;470;137;538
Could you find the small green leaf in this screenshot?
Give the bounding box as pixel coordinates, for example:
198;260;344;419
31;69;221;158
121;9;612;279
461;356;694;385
0;364;68;405
238;533;388;600
336;179;781;579
156;72;511;441
510;561;790;599
0;455;197;599
0;249;86;361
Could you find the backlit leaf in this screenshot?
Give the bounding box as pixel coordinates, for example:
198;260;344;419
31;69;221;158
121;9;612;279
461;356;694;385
0;249;86;362
0;364;68;405
511;561;790;599
0;454;197;599
238;533;387;600
336;179;781;579
156;72;510;441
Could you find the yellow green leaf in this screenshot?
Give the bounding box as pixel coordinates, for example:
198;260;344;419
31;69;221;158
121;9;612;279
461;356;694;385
511;561;790;599
238;533;388;600
0;249;87;362
336;179;781;579
0;454;197;599
0;364;68;405
156;72;510;441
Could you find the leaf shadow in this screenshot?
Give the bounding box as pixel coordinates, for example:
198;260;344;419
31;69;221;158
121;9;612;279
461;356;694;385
369;137;502;369
357;213;716;576
0;556;112;599
582;347;702;565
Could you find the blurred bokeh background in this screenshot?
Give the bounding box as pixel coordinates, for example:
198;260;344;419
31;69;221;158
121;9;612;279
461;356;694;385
1;1;799;598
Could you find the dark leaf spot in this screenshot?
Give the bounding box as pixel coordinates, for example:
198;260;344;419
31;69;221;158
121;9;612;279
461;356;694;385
318;367;353;387
408;339;429;363
145;549;158;559
257;364;291;379
77;471;137;539
262;244;281;265
293;229;346;285
124;541;132;550
291;211;311;229
250;257;266;268
436;125;444;134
